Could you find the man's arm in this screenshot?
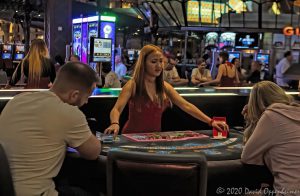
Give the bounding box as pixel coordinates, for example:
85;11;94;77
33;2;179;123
76;135;101;160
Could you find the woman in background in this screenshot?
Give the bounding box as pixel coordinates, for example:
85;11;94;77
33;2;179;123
241;81;300;193
9;39;55;88
231;57;246;83
199;51;240;87
102;62;121;88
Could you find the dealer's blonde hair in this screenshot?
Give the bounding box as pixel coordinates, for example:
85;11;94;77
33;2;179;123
244;81;295;143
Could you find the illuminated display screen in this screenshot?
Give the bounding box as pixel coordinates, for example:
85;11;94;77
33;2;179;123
72;23;82;60
14;53;24;60
219;32;236;48
90;38;112;62
15;45;25;52
187;1;199;22
228;52;240;63
187;0;247;24
2;53;12;59
100;21;115;68
3;45;12;51
205;32;218;47
235;33;259;48
256;53;269;65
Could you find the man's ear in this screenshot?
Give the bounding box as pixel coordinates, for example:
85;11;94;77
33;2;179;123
69;90;80;102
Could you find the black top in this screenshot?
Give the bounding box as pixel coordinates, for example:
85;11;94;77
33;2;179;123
247;70;261;84
10;58;56;86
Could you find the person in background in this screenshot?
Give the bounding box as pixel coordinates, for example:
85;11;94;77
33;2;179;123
54;55;65;72
241;81;300;193
231;58;246;83
69;54;80;62
163;55;188;86
0;62;101;196
275;51;293;88
191;58;212;86
246;61;261;84
9;39;56;88
199;51;240;87
115;55;127;81
0;64;8;85
102;62;121;88
104;44;228;137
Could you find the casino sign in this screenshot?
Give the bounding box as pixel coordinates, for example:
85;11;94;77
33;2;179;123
283;26;300;36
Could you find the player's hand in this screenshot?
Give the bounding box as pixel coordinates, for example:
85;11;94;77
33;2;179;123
212;121;229;132
4;84;11;89
104;124;120;138
198;83;205;87
241;104;248;120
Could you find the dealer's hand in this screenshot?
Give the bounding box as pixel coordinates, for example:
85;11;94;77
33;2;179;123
212;121;229;132
104;124;119;139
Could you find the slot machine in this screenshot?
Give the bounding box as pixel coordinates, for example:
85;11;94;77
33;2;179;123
13;44;25;63
1;44;13;60
1;44;14;72
228;51;241;63
256;53;270;80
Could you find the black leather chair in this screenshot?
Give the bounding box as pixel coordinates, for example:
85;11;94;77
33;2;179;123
0;143;15;196
107;150;207;196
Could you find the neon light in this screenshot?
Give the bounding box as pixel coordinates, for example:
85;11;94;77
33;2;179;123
283;26;300;36
72;18;82;24
88;16;99;22
100;15;116;22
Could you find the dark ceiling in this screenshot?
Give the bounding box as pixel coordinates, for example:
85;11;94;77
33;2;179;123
0;0;144;30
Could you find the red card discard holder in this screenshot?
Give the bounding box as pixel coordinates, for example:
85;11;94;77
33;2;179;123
212;117;228;138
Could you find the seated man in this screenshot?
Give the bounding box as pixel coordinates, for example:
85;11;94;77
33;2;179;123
163;56;188;86
0;62;101;196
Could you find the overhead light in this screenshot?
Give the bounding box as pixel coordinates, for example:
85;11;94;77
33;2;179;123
137;29;140;32
15;10;18;13
178;39;181;41
38;14;41;17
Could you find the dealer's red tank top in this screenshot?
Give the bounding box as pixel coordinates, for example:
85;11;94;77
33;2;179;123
122;96;170;134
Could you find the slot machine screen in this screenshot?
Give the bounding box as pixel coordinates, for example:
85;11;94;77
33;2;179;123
14;45;25;60
128;50;135;61
256;53;269;65
3;44;12;52
90;37;112;62
228;52;240;63
2;53;12;59
14;53;25;60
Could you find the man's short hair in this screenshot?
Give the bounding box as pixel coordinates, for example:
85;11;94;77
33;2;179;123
284;51;292;58
54;62;99;91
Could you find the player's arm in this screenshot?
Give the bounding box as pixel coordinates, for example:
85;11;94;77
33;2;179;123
76;135;101;160
164;82;228;131
235;67;240;84
241;111;274;165
104;79;134;137
199;64;224;86
66;110;101;160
